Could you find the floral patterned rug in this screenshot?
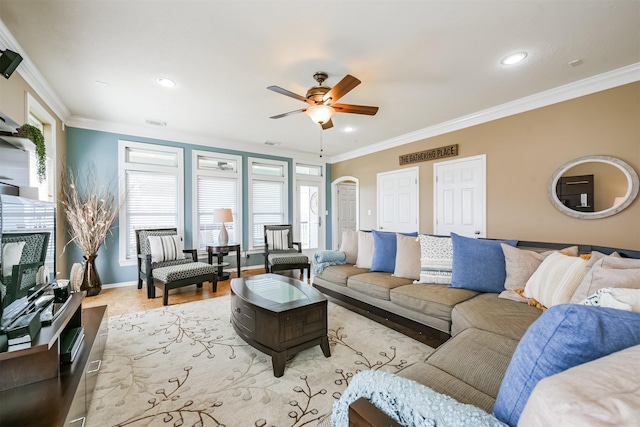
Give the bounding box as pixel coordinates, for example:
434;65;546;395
88;296;434;427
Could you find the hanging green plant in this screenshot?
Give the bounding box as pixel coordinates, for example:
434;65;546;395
17;123;46;182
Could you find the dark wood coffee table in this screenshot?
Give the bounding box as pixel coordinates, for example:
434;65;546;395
230;273;330;377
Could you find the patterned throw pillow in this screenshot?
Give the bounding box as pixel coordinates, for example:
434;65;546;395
148;235;184;263
266;229;289;250
416;235;453;284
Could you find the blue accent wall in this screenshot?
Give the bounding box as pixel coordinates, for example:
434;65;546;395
65;127;323;284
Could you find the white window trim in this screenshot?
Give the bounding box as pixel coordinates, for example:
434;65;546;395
293;161;325;245
26;93;57;201
191;150;243;255
248;157;289;250
118;140;184;266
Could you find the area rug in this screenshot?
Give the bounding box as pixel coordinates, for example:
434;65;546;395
88;296;434;426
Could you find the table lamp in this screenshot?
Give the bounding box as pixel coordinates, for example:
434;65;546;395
213;208;233;245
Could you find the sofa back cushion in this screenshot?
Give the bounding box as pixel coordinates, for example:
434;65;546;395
450;233;518;293
493;304;640;427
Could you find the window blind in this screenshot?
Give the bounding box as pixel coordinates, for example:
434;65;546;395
251;179;284;247
125;170;178;259
196;176;237;249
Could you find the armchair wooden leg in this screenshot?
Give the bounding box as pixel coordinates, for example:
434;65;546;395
148;281;156;299
137;278;143;289
212;274;218;293
163;288;169;306
196;283;203;288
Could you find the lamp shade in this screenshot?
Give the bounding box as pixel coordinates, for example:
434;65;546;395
213;208;233;223
305;105;335;124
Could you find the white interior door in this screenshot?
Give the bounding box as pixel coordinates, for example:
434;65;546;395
296;180;324;256
337;183;357;246
377;167;419;232
434;155;486;237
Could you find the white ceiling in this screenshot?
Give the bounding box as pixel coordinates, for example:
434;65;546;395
1;1;639;161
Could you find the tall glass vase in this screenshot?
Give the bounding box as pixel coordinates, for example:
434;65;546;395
81;254;102;296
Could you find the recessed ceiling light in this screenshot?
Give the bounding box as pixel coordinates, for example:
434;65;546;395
501;52;528;65
342;126;355;133
156;77;176;87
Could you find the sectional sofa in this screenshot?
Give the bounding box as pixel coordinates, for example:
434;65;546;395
312;230;640;426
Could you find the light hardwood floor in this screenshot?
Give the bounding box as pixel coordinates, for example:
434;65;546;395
82;268;272;317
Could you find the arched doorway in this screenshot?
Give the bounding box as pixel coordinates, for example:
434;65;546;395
331;176;359;249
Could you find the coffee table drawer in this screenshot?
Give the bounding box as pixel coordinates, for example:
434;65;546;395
231;295;256;335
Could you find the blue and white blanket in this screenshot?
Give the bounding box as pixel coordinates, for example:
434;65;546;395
331;371;507;427
312;250;346;275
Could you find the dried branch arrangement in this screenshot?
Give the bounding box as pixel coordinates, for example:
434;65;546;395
59;167;123;256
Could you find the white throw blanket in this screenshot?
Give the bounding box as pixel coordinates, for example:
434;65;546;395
581;288;640;312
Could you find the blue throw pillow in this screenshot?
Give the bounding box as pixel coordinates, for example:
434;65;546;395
493;304;640;427
449;233;517;292
370;230;418;273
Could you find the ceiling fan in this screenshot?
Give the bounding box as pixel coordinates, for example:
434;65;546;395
267;71;379;130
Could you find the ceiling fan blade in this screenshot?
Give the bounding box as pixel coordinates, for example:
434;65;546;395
332;103;379;115
270;108;306;119
321;119;334;130
267;85;309;103
322;75;361;104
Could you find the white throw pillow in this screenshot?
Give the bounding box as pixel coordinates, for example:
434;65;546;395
148;235;184;263
415;235;453;284
339;229;358;264
519;345;640;427
524;252;587;308
266;229;289;250
2;241;26;278
499;245;579;303
355;231;375;269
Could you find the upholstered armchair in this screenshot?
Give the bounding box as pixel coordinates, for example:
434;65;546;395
1;232;50;306
135;228;216;305
263;224;310;281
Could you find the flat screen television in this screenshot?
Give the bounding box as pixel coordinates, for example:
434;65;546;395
0;194;56;325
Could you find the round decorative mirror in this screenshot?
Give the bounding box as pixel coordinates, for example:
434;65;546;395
549;155;639;219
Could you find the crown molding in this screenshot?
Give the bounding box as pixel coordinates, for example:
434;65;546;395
66;116;322;161
0;19;71;123
329;62;640;163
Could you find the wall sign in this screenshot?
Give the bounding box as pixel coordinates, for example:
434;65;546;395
399;144;458;165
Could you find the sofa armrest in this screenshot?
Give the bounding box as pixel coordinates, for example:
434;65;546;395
348;398;402;427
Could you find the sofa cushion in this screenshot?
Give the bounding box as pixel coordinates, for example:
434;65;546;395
451;293;542;340
416;234;454;284
393;233;421;280
570;256;640;303
315;264;369;287
518;344;640;427
407;327;520;413
493;304;640;427
390;284;478;323
355;231;375;269
450;233;518;293
339;229;358;264
347;272;412;300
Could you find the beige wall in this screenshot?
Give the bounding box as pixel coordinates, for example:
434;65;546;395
332;82;640;250
0;72;69;274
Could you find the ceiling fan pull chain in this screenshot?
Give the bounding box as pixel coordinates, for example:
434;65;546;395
319;129;324;158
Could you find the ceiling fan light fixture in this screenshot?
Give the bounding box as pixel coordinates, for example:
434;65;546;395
306;105;335;125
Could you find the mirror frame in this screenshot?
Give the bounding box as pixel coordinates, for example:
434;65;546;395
549;155;639;219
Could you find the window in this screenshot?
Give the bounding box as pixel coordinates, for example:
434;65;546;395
248;158;288;249
192;151;242;252
118;141;184;265
295;164;322;176
27;94;56;202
